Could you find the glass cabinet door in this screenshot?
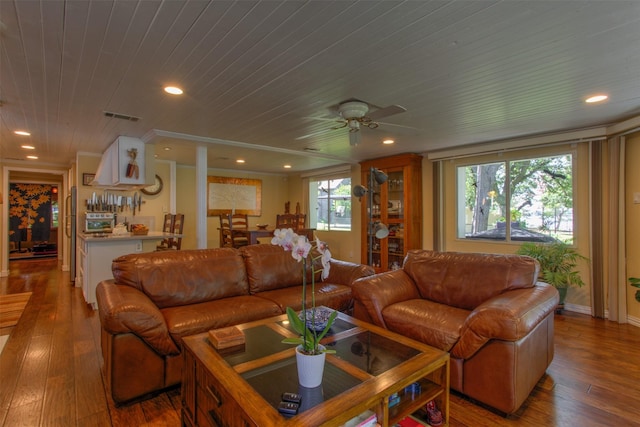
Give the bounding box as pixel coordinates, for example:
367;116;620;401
366;169;383;268
360;154;422;272
386;170;405;270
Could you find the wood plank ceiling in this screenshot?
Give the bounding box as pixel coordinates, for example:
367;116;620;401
1;1;639;173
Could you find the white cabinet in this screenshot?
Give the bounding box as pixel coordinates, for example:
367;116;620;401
77;236;141;309
77;231;178;309
92;136;155;187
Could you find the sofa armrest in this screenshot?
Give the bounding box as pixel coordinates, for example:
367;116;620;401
325;259;375;286
451;282;559;359
351;270;421;328
96;280;180;356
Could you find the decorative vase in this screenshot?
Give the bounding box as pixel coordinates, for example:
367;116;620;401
295;345;326;388
298;307;332;332
556;287;568;313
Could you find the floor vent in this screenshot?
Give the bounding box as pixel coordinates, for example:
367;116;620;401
103;111;141;122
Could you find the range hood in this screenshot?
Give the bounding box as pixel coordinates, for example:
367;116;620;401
91;136;155;190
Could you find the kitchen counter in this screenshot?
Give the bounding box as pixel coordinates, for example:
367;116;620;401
79;231;182;241
77;231;183;309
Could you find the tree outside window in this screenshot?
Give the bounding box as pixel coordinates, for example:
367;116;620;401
457;154;574;242
309;177;351;231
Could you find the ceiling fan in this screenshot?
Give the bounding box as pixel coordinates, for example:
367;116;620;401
297;99;410;146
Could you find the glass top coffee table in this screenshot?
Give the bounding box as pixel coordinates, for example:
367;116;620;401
181;309;449;427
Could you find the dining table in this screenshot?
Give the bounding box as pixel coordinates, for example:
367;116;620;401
244;227;315;245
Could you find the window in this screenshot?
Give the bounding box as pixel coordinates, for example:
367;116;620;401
457;153;574;243
309;177;352;231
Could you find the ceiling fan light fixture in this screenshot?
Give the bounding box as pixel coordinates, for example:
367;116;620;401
349;130;361;146
338;101;369;119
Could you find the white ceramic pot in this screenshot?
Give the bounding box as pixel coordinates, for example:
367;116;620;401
295;345;326;388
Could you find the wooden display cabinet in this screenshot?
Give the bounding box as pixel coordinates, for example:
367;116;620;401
359;153;422;272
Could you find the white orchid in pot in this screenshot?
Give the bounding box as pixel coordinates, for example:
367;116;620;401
271;228;337;387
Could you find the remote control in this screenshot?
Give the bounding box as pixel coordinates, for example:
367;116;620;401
282;392;302;404
277;401;299;415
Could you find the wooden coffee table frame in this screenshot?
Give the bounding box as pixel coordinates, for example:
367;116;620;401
181;311;449;427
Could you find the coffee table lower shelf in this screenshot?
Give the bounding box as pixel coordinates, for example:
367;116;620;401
181;312;449;427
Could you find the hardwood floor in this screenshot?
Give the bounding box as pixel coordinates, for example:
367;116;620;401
1;259;639;426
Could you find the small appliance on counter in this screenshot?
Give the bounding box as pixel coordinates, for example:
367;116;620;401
84;212;115;233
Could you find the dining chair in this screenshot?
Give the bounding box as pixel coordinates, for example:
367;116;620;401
169;214;184;250
219;213;249;248
156;214;184;250
156;213;174;250
276;213;301;230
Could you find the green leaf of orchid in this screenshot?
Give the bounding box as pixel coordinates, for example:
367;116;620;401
315;311;338;342
286;306;306;335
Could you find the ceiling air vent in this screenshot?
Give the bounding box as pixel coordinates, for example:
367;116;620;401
103;111;141;122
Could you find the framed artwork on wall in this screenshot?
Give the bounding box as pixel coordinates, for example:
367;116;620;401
207;176;262;216
82;173;95;186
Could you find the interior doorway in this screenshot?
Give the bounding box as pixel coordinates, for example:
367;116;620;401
1;166;68;277
8;182;59;260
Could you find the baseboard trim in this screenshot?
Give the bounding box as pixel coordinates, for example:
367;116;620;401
563;303;640;328
562;303;591;315
626;315;640;328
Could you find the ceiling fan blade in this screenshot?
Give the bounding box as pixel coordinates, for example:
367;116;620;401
376;120;420;131
303;116;344;123
368;104;407;121
295;128;336;140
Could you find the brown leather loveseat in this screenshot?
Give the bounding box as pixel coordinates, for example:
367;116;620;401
351;250;559;414
96;244;374;404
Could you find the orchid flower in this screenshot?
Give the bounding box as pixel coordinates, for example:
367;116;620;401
315;237;332;280
292;237;312;261
272;228;335;354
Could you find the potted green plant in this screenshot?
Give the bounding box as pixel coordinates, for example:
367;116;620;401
630;277;640;302
516;241;588;309
271;228;337;388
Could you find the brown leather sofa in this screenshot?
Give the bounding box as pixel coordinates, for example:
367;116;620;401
351;250;559;414
96;244;374;404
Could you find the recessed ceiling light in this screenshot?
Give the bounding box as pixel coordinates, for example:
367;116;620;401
585;94;608;103
236;159;245;164
383;139;395;145
15;130;31;136
163;147;171;151
164;86;183;95
21;145;36;150
284;164;292;169
26;155;38;160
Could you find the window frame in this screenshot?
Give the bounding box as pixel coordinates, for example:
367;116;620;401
308;175;352;232
455;151;577;244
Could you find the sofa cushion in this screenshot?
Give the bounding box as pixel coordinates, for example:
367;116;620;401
383;299;470;352
403;250;540;310
111;248;249;308
161;295;281;341
241;244;309;293
255;283;353;313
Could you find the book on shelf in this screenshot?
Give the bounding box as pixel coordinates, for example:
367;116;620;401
343;409;377;427
395;415;428;427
